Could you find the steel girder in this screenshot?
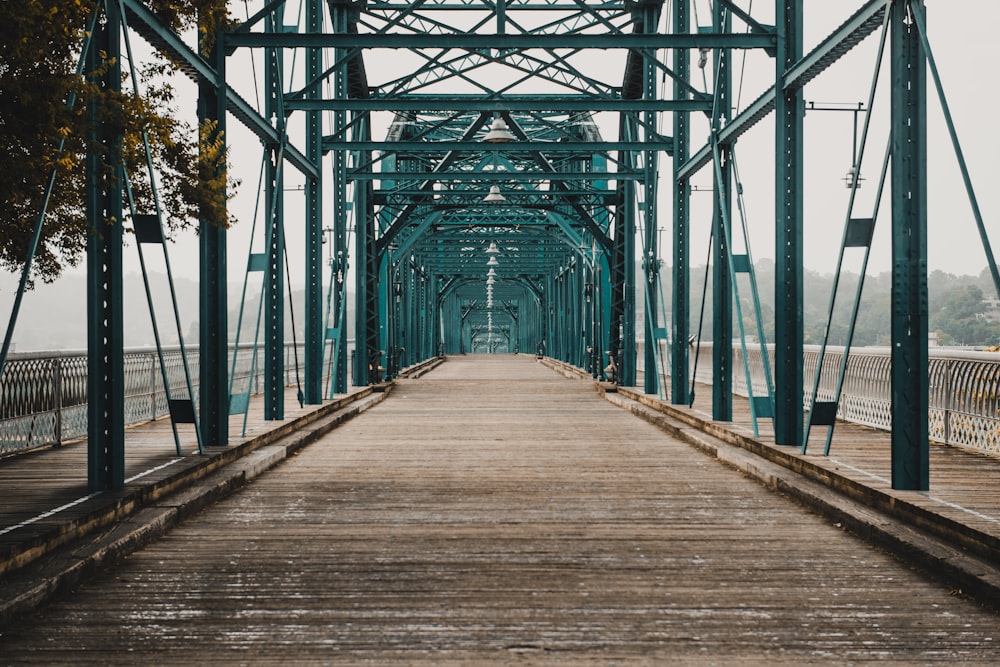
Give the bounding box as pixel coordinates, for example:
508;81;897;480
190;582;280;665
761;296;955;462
263;6;285;420
61;0;954;493
711;3;733;422
774;1;805;447
890;0;929;490
87;2;125;490
303;0;324;404
197;7;229;447
670;0;691;405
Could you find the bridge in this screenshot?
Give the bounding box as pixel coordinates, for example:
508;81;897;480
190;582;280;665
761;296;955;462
2;0;1000;660
3;354;1000;661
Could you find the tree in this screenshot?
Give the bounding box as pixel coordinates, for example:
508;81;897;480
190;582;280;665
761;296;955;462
0;0;234;285
931;285;1000;346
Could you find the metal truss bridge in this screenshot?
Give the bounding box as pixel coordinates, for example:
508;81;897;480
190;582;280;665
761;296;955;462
3;0;1000;598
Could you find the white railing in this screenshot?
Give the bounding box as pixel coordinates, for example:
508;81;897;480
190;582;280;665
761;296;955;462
0;344;320;456
675;343;1000;456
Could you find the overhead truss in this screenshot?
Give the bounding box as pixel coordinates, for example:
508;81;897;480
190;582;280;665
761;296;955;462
53;0;994;494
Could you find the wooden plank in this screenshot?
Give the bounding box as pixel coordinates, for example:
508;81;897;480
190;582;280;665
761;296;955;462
1;356;997;662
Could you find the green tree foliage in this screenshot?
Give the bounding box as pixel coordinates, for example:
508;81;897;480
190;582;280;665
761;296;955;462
675;262;1000;348
0;0;234;285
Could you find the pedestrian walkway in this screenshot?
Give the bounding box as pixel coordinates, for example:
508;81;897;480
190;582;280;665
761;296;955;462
0;355;998;664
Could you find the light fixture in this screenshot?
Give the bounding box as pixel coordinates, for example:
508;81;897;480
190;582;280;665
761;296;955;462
484;115;516;143
484;184;505;203
485;241;500;255
844;167;863;189
487;268;497;278
487;255;500;267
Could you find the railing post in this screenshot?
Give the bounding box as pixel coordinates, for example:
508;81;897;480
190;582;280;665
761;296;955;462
149;351;158;422
944;359;952;446
53;358;63;446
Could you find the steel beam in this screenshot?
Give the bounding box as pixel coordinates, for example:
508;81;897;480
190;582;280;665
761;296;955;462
197;10;229;447
638;0;662;397
303;0;323;404
87;3;125;490
774;0;804;446
121;0;316;180
890;0;929;490
225;32;777;50
295;98;710;113
352;170;641;182
263;9;285;421
711;4;733;422
678;0;889;181
671;0;691;405
323;140;675;152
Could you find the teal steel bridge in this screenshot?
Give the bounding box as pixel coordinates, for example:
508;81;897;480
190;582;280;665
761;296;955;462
3;1;999;495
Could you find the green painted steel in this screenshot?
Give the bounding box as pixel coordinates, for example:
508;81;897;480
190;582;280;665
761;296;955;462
263;8;285;421
303;0;324;405
26;0;980;493
711;4;733;423
197;22;229;447
890;0;929;491
86;2;125;491
670;0;691;405
639;0;662;398
225;32;776;50
330;0;352;395
774;1;805;447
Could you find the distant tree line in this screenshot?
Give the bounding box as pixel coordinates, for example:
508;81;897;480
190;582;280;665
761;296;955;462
656;261;1000;348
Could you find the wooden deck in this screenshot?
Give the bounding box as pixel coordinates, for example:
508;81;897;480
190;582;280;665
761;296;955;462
1;355;998;664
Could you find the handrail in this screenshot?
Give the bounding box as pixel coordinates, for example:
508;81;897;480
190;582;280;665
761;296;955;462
645;342;1000;457
0;343;350;456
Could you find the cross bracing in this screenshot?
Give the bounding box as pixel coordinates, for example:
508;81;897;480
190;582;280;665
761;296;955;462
27;0;999;494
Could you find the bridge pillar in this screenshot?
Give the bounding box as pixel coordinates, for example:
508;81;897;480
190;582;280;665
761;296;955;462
87;1;125;490
263;7;285;420
890;0;929;490
197;10;229;447
671;0;691;406
711;3;733;422
774;0;805;446
303;0;324;404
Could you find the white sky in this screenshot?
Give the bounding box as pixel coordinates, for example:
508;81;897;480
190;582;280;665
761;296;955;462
207;0;999;289
9;1;1000;306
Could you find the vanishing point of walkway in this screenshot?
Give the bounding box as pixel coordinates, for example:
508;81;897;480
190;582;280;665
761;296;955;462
1;355;999;664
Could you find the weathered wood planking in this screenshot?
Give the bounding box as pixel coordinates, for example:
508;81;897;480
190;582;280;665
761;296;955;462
1;355;997;664
0;386;348;554
676;380;1000;550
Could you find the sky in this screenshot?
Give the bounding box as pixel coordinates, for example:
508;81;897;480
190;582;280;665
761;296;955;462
197;0;999;286
3;0;998;350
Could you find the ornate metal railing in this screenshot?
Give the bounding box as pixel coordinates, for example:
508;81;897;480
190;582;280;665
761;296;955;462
0;344;313;456
687;344;1000;456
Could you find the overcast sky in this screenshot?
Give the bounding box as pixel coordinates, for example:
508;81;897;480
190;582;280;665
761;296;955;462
5;1;998;332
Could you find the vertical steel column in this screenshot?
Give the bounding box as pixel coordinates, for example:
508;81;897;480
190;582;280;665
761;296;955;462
774;0;804;446
332;1;351;390
355;200;379;384
87;2;125;490
263;7;285;420
641;1;661;396
711;4;733;421
303;0;323;404
890;0;929;490
671;0;691;405
198;8;228;447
